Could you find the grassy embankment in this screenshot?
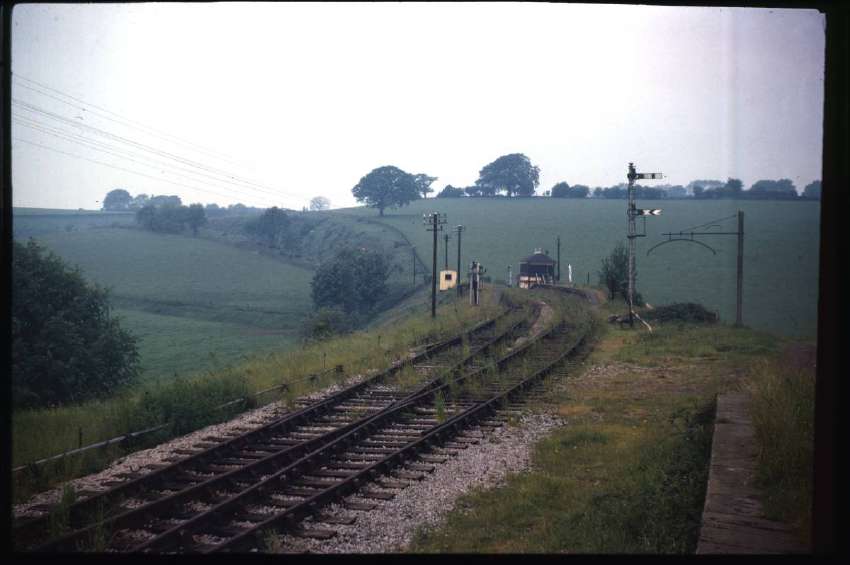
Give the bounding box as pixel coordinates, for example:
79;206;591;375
410;297;814;553
21;209;426;381
35;228;315;379
13;288;506;503
337;198;820;338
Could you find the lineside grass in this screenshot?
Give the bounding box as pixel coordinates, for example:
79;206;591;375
744;355;815;545
409;307;804;553
12;293;503;503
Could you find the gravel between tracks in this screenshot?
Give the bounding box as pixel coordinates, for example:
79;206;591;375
264;411;566;553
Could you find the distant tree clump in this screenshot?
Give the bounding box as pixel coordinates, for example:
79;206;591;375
309;196;331;211
311;248;391;315
551;182;589;198
12;240;140;407
802;180;821;200
149;194;183;208
244;206;291;246
185;203;207;235
598;241;631;302
135;202;207;235
352;165;422;216
102;188;132;211
436;185;466;198
747;179;798;199
474;153;540;197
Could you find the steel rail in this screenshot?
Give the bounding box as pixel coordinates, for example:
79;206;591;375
130;317;568;553
27;311;528;552
15;310;514;551
209;325;586;554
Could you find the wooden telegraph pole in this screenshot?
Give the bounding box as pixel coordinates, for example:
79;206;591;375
424;212;446;318
735;210;744;327
455;225;464;298
556;236;561;283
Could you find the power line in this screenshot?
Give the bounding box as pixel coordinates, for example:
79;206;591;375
679;213;738;233
12;98;299;200
12;73;242;165
12;97;287;199
13;137;268;204
13;116;283;204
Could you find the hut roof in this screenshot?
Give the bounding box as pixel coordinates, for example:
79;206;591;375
520;251;555;265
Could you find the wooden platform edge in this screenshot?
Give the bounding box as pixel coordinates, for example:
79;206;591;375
696;392;809;554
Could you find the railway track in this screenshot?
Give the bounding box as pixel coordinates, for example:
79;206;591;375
167;317;587;554
16;305;534;552
29;297;587;553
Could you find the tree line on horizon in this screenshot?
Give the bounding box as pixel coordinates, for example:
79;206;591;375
349;153;821;216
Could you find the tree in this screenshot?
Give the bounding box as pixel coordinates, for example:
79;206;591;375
436;185;466;198
12;240;139;407
748;179;798;199
464;185;484;197
185;203;207;236
149;194;182;207
662;185;688;198
569;184;590;198
129;193;150;210
802;180;821;200
551;182;571;198
413;174;438;199
351;165;420;216
598;241;631;302
475;153;540;197
309;196;331;211
552;182;589;198
311;248;391;314
245;206;290;246
692;185;705;198
103;189;132;211
723;178;743;198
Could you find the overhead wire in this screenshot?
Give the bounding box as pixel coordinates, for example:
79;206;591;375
677;213;738;233
12;73;243;166
13;137;263;204
12;98;301;200
12;115;283;204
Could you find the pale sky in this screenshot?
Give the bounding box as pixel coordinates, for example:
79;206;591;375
11;2;825;210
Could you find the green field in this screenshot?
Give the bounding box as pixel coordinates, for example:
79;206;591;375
339;198;821;338
33;228;314;379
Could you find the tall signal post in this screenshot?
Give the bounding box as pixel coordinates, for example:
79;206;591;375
455;225;465;297
444;232;451;270
423;212;447;318
627;162;663;327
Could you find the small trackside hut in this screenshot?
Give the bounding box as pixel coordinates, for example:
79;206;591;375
518;248;556;288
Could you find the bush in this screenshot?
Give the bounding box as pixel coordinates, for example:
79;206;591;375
303;307;354;341
643;303;718;324
12;240;140;408
311;247;391;314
